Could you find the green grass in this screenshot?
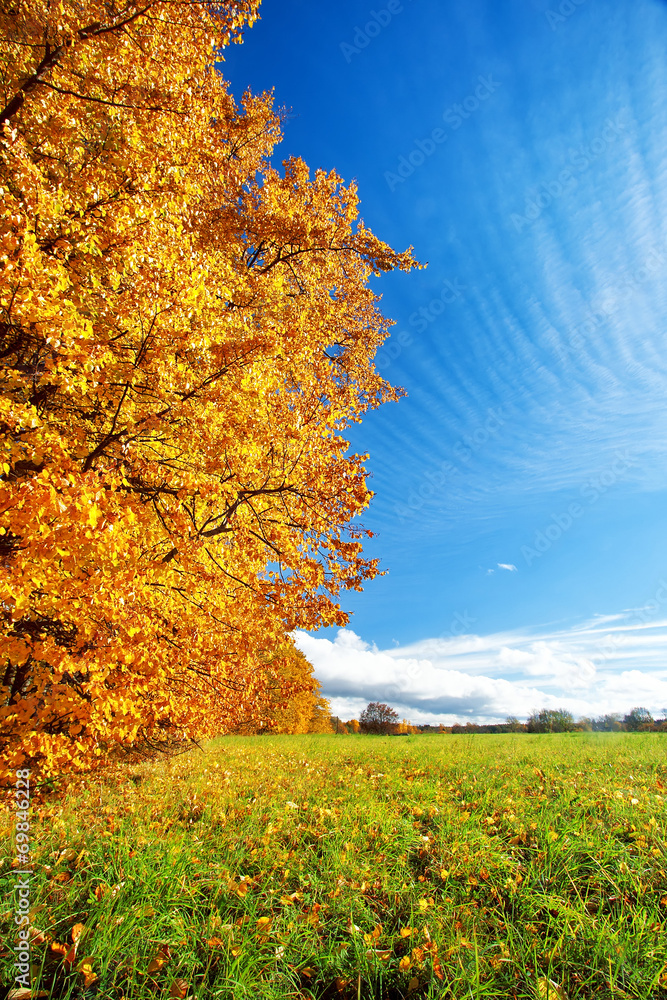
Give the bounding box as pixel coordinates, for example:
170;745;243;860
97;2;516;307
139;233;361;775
1;733;667;999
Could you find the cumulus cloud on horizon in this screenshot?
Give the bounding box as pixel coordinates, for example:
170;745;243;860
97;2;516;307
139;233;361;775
293;612;667;725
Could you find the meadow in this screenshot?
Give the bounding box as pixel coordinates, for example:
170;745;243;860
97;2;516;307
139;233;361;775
1;733;666;1000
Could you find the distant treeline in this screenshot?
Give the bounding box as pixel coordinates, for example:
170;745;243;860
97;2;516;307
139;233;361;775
331;705;667;735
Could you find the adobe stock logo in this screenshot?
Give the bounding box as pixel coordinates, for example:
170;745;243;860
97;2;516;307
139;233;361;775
394;406;506;522
510;117;626;233
555;246;666;365
340;1;411;63
521;450;636;567
545;0;587;31
385;75;501;192
375;276;467;371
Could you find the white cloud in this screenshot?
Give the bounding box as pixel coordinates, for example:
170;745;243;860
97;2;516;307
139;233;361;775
293;610;667;724
497;563;517;571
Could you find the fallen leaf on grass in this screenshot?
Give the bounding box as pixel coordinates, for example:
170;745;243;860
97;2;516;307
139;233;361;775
71;923;86;944
537;978;569;999
63;943;78;970
77;958;98;987
169;978;189;998
146;943;171;974
8;991;48;999
57;848;78;864
50;922;87;970
50;936;79;969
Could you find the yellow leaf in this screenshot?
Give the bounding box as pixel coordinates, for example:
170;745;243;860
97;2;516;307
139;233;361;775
537;979;569;1000
146;944;171;974
77;959;97;987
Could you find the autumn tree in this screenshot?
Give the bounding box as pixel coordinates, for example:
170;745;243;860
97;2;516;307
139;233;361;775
395;717;419;734
307;694;334;734
623;707;653;731
0;0;418;782
359;702;399;735
257;645;332;735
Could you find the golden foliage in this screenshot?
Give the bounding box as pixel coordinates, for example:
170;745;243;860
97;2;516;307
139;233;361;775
0;0;419;781
255;646;332;735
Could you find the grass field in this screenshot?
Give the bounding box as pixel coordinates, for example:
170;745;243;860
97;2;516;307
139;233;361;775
2;733;667;1000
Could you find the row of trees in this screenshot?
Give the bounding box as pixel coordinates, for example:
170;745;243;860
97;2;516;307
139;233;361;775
326;703;667;736
524;706;663;733
0;0;418;781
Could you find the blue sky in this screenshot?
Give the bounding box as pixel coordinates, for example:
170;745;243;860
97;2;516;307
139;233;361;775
222;0;667;723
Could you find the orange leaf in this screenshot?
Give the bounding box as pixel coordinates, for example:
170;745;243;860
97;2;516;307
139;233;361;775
71;923;86;943
146;943;171;974
63;943;78;969
169;979;189;999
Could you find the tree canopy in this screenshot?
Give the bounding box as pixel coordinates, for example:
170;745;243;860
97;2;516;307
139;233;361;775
359;702;399;735
526;708;576;734
623;707;654;731
0;0;418;782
